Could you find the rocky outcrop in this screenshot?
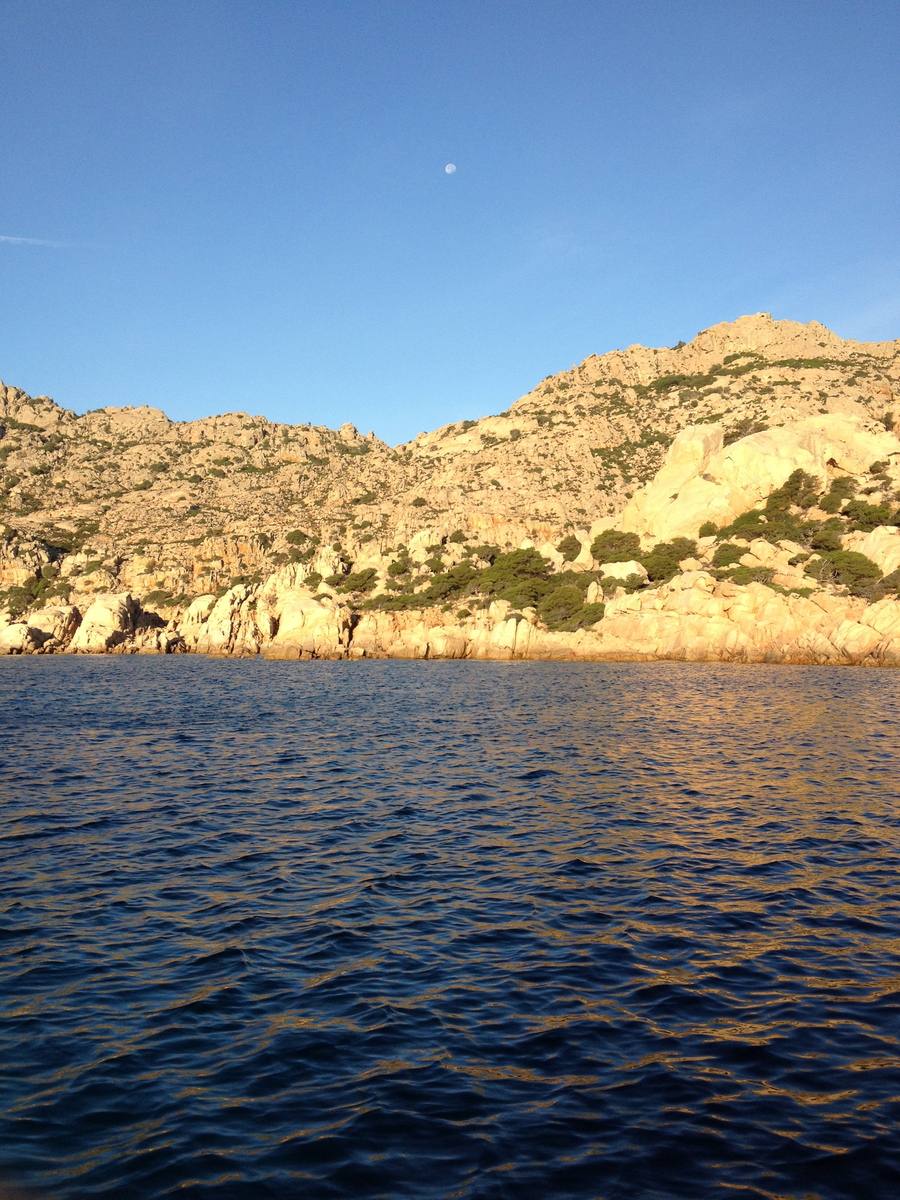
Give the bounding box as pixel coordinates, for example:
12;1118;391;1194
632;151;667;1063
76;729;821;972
622;416;900;543
594;572;900;665
68;594;138;653
4;567;900;666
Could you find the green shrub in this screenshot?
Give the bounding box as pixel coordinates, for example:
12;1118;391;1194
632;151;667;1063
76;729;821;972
536;586;605;630
480;548;551;594
498;580;545;609
143;589;176;608
538;586;584;625
338;568;378;593
698;521;717;537
711;542;744;568
305;571;323;588
621;573;648;593
718;508;801;545
641;538;697;581
0;568;69;616
362;591;424;612
448;530;467;543
324;573;345;586
822;475;857;506
808;522;843;552
410;496;428;507
387;557;411;576
723;566;773;586
842;499;894;530
764;469;820;512
590;528;641;563
556;534;582;562
805;550;882;594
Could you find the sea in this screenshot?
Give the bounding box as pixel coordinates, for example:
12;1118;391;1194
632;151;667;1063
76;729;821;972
1;656;899;1200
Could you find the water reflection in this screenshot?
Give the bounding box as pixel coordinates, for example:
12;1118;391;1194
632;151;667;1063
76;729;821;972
1;658;899;1199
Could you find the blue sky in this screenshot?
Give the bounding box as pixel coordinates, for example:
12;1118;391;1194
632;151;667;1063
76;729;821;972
1;0;898;443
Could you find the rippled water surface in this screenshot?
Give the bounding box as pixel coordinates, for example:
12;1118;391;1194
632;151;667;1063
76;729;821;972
2;658;900;1200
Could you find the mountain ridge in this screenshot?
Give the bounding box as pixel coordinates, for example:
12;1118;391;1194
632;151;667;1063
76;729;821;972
2;311;900;666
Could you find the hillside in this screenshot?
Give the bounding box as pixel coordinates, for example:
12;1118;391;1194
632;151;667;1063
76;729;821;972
2;312;900;663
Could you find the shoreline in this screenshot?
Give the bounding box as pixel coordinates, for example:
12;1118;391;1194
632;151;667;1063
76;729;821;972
4;570;900;668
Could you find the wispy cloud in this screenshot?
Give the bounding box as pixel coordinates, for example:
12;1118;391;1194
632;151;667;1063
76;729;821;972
0;234;71;247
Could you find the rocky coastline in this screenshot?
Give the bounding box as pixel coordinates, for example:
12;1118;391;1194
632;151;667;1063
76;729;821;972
4;313;900;666
5;561;900;667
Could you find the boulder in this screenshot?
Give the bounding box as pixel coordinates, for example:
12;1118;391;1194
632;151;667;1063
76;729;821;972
599;559;648;582
67;593;137;653
193;586;256;656
0;623;43;653
265;593;350;659
28;605;81;646
621;415;900;541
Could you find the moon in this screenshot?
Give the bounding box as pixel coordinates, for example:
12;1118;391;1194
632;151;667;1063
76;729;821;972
444;163;456;174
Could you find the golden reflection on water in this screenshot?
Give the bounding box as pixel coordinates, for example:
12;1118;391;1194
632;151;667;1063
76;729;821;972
2;659;900;1198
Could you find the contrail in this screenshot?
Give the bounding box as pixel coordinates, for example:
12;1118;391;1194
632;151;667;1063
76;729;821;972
0;234;70;247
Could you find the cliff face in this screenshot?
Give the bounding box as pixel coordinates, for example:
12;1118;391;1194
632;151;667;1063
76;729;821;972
2;312;900;665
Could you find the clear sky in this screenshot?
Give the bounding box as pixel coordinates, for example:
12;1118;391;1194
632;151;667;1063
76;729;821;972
1;1;898;444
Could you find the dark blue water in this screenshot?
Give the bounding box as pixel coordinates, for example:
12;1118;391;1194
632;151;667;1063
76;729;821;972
1;658;899;1200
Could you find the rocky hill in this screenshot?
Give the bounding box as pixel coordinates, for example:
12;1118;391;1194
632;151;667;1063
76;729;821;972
3;312;900;664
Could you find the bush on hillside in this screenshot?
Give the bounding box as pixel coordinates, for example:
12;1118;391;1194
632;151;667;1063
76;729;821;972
641;538;697;581
338;568;378;593
842;499;895;530
808;522;844;552
537;586;584;625
819;476;857;513
805;550;882;595
590;528;641;563
721;566;773;586
711;542;744;568
556;534;582;562
764;468;820;512
717;507;805;546
479;548;551;595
